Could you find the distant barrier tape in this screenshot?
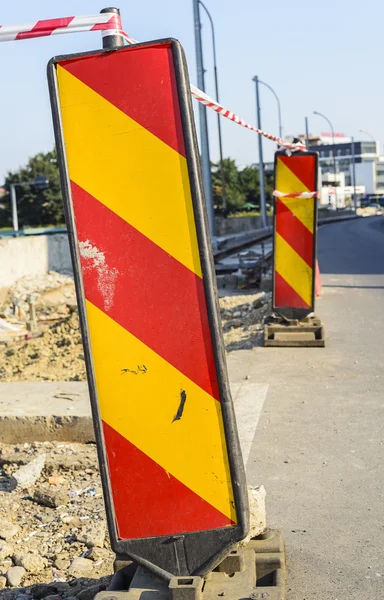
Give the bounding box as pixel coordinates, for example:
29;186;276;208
273;190;318;198
0;13;305;153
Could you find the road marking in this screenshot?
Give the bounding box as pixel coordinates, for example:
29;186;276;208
231;382;269;467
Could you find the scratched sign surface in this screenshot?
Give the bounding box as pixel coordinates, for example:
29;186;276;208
49;40;247;571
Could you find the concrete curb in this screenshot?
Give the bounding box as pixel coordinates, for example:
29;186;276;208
0;382;94;443
0;379;266;452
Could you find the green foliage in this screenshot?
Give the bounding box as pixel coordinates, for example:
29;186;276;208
0;148;64;229
211;159;274;216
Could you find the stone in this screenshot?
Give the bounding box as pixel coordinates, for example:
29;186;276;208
77;520;106;548
68;556;94;576
0;576;6;588
29;584;57;599
13;552;47;573
15;595;33;600
53;554;70;570
6;566;26;587
0;541;13;559
85;546;110;562
33;487;69;508
77;582;109;600
13;454;45;489
30;583;70;599
0;520;19;540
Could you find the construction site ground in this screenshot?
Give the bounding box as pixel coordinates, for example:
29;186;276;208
0;216;383;599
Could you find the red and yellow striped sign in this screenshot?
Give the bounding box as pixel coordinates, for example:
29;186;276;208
50;42;241;544
273;152;318;317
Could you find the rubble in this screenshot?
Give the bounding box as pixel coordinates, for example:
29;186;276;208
6;566;25;587
0;442;115;596
1;272;272;383
219;291;272;351
33;486;70;509
76;521;106;549
13;553;47;573
13;455;45;489
0;311;86;383
0;520;19;541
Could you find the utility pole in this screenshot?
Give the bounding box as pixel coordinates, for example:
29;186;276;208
351;137;357;211
193;0;215;237
253;76;267;229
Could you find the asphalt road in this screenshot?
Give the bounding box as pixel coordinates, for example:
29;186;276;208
228;216;384;600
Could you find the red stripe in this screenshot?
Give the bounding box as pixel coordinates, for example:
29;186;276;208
71;182;219;400
274;271;310;309
275;199;314;267
90;15;121;31
103;421;233;538
15;17;74;39
59;43;186;157
278;155;316;191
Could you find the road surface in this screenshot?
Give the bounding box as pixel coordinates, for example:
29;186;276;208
228;216;384;600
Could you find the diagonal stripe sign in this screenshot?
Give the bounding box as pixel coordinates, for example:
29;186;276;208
273;151;319;320
48;39;248;578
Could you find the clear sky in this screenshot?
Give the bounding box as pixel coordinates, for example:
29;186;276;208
0;0;382;180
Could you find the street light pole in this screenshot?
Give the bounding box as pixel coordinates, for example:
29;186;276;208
313;111;337;207
192;0;215;237
359;129;375;142
253;76;267;229
8;177;49;233
198;1;226;213
258;79;282;139
351;136;357;211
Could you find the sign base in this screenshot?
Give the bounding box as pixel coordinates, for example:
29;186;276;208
264;315;325;347
95;529;286;600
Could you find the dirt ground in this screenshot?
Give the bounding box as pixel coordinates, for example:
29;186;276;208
0;273;271;382
0;272;271;597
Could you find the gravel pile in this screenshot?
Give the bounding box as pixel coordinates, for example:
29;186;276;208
0;442;114;598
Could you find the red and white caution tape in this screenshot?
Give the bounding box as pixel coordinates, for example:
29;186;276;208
0;13;304;153
120;33;306;153
273;191;318;198
0;13;121;42
190;85;306;152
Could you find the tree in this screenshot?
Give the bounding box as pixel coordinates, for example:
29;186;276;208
1;148;64;228
212;158;245;215
238;166;260;208
211;159;275;215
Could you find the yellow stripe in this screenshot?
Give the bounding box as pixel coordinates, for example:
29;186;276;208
85;300;236;523
275;233;313;305
276;158;314;233
56;65;202;277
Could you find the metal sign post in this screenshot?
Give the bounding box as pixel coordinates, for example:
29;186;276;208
48;38;249;579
